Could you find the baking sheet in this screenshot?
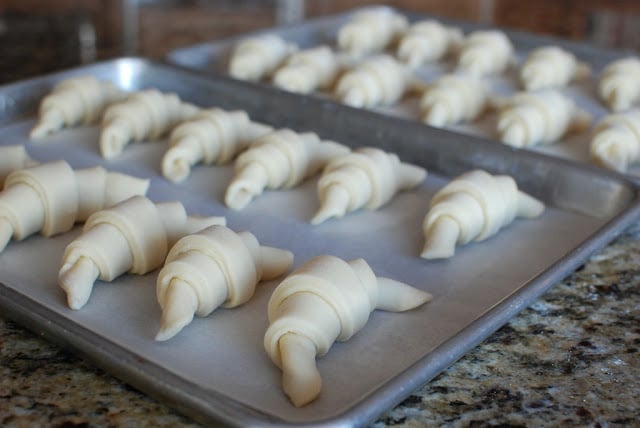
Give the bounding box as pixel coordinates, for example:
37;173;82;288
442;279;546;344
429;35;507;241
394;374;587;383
1;58;640;427
166;7;640;176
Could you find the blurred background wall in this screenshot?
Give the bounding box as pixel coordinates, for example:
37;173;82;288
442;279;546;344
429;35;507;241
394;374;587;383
1;0;639;83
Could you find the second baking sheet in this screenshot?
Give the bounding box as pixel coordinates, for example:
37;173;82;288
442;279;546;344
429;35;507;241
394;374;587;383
167;7;640;176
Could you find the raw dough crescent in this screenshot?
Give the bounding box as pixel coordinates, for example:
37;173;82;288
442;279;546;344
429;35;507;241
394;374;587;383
519;46;590;91
264;254;431;407
155;224;293;341
496;90;591;148
335;54;411;108
456;30;514;77
312;147;426;224
396;20;463;68
100;89;199;159
421;169;544;259
229;35;296;81
273;45;339;94
337;7;408;57
420;73;488;127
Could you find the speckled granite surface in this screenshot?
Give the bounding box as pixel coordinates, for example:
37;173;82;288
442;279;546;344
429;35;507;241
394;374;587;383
1;224;639;428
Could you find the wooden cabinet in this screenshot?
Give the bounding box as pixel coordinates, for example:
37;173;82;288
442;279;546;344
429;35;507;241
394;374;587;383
305;0;487;23
137;2;276;58
0;0;123;58
1;0;638;82
306;0;640;50
492;0;640;49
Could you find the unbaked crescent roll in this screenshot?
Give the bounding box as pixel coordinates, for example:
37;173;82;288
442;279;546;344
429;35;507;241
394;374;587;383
225;129;350;210
396;20;463;68
519;46;590;91
162;108;272;183
420;73;489;127
589;109;640;172
312;147;426;224
421;169;544;259
100;89;199;159
335;54;411;108
59;195;226;310
456;30;514;77
272;45;339;94
598;57;640;112
0;161;149;253
337;7;408;57
0;145;37;187
496;90;591;148
264;255;431;407
229;35;297;81
30;75;126;139
155;224;293;341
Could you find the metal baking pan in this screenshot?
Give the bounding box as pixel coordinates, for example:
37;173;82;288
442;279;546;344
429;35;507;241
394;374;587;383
166;7;640;176
1;58;640;427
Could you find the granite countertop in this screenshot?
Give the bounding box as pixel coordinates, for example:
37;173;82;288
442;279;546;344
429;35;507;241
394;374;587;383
1;221;638;428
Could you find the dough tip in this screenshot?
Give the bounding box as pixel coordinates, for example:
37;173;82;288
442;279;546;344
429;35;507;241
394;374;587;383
376;277;432;312
522;74;547;91
421;241;456;260
225;163;269;210
423;103;450;127
592;134;629;172
260;246;294;280
516;191;546;218
421;216;460;260
156;279;198;341
457;56;485;77
310;209;336;225
184;215;227;236
58;257;99;310
155;314;192;342
398;42;424;69
100;124;131;159
337;30;357;53
279;333;322;407
315;140;351;164
104;172;151;205
162;147;194;183
229;55;261;81
154;327;178;342
0;219;14;253
499;122;527;148
273;66;313;94
520;63;547;89
29;122;56;139
248;121;274;140
311;185;350;224
225;184;257;210
398;162;427;189
342;88;365;108
29;109;64;139
603;86;627;112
